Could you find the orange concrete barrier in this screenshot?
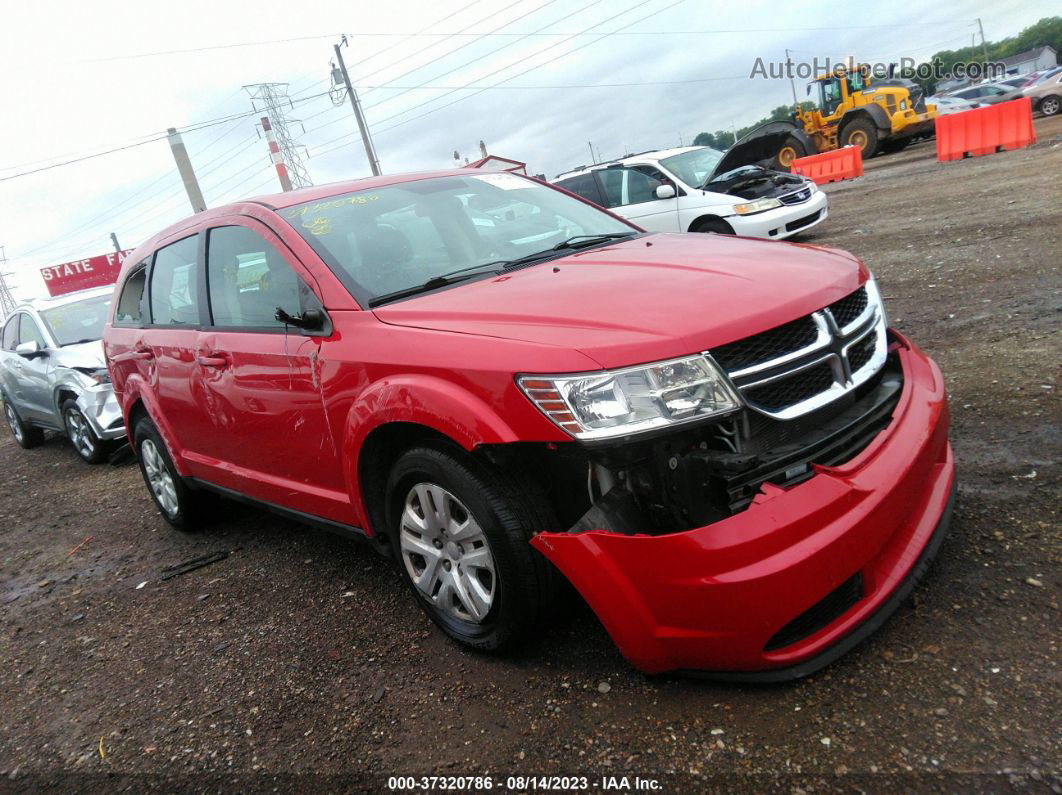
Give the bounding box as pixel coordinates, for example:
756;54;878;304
790;146;864;185
936;97;1036;162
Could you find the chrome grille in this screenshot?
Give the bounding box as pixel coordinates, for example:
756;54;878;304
709;282;888;419
710;316;819;372
779;186;812;205
827;286;868;329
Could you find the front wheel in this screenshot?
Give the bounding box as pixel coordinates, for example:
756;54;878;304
690;217;735;235
386;445;559;651
776;136;807;170
4;400;44;449
843;119;879;158
1040;95;1060;116
62;399;109;464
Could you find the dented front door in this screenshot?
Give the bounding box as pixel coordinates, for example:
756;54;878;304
190;219;347;523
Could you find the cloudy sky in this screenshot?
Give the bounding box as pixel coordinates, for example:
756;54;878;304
0;0;1050;298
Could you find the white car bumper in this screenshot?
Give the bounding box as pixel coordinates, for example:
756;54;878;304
726;190;829;240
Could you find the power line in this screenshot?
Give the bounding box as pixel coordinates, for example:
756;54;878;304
86;33;345;62
0;92;330;183
313;0;679;157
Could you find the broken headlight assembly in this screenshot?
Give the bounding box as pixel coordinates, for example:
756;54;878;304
519;355;742;441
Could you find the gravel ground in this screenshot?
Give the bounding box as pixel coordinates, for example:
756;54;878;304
1;116;1059;793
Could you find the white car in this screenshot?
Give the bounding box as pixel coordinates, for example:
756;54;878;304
928;95;985;115
552;146;828;240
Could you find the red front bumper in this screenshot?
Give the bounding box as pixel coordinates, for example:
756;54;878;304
531;332;954;678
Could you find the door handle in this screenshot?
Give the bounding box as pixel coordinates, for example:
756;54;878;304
197;355;228;369
131;348;154;360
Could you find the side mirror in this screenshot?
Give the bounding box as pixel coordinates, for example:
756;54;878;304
15;340;42;358
655;184;677;200
275;307;325;331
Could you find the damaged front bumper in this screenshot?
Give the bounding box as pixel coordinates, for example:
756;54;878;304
530;332;954;679
76;384;126;441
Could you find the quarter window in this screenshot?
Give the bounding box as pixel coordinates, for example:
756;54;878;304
554;174;605;207
18;314;46;348
149;236;200;326
206;226;320;329
115;264;147;325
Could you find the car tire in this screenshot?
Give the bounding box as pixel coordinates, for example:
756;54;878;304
690;217;735;235
133;416;203;530
843;119;879;158
4;400;44;449
61;399;109;464
1040;95;1060;116
385;444;560;652
775;136;807;170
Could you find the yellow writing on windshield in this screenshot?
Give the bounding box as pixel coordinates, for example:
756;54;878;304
285;194;379;219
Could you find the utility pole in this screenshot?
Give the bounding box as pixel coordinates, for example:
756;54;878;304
260;116;293;192
587;141;596;163
167;128;207;213
109;233;122;254
244;83;312;189
785;48;799;108
332;36;381;176
976;18;990;65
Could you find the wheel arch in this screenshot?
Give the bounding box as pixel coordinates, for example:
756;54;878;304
688;215;735;234
342;375;525;537
840;105;890;137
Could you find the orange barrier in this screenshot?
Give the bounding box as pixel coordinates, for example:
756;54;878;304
936;97;1036;162
790;146;864;185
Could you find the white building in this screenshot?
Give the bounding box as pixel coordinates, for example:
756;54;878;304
1000;45;1058;76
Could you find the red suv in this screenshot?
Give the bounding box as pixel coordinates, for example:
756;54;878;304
103;170;954;680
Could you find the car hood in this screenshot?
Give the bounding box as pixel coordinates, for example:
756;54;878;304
52;340;106;369
708;122;799;181
373;234;867;369
705;165;808;200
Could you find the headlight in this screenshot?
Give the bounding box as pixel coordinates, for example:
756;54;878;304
805;179;818;192
733;198;782;215
75;366;111;385
519;355;741;440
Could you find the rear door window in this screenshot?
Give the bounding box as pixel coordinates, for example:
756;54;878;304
206;225;321;329
149;236;200;326
596;168;661;208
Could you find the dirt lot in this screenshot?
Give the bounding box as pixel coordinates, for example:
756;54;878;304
1;116;1059;793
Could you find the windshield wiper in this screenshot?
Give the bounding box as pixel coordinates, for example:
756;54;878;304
367;264;502;308
492;232;640;273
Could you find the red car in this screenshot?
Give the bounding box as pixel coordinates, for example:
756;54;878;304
103;170;954;680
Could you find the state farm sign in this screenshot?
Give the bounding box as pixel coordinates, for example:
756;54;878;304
41;250;134;298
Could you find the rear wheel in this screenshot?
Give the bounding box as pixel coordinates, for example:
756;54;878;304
843;119;879;158
62;399;109;464
386;444;559;651
134;417;204;530
4;401;44;449
1040;95;1060;116
690;217;735;235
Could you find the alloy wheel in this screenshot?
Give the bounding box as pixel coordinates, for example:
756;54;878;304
1042;97;1060;116
5;404;23;443
141;438;179;518
399;483;497;623
64;407;95;459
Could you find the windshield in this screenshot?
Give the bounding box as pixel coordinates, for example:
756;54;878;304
40;293;111;346
281;173;633;306
659;148;725;188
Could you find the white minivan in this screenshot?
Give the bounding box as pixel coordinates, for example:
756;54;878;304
552;146;828;240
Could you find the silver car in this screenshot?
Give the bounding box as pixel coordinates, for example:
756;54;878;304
0;286;125;463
